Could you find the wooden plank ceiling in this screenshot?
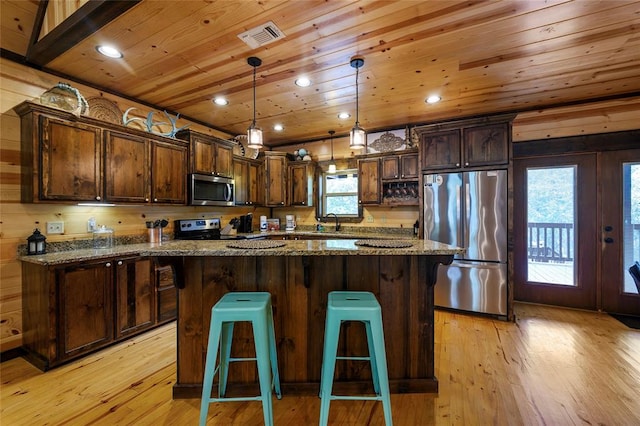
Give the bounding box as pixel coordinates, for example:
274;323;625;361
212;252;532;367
2;0;639;147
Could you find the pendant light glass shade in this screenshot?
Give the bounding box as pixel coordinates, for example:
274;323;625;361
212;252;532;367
349;57;366;150
247;56;263;149
328;130;337;173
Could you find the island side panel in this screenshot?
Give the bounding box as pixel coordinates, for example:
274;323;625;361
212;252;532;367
177;257;205;387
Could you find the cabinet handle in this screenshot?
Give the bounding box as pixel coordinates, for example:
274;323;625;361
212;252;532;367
401;174;404;178
145;198;149;202
456;163;460;167
117;260;123;266
280;201;284;205
154;198;158;202
95;196;101;201
465;162;469;166
301;201;305;205
105;262;111;267
395;175;398;178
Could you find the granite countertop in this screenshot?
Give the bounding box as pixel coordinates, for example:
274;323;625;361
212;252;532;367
20;234;463;266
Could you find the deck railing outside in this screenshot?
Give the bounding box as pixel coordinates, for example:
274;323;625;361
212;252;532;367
527;223;640;264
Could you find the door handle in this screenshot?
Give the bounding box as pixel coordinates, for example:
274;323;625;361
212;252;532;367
604;237;614;244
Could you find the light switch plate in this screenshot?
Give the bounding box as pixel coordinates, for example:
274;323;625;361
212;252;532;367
47;221;64;234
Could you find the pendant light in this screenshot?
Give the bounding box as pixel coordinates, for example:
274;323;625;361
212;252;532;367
247;56;263;149
349;57;366;149
328;130;337;173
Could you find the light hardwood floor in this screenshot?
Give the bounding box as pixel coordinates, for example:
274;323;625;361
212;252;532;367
1;303;639;425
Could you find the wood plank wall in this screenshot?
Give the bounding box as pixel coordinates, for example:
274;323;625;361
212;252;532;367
1;57;639;352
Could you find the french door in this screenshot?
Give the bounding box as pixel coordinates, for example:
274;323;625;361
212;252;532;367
514;149;640;315
601;149;640;315
514;154;598;310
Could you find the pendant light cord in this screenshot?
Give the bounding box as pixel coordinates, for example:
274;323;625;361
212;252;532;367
252;65;257;126
355;66;359;125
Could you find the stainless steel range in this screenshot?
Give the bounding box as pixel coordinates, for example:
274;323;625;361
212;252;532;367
174;218;222;240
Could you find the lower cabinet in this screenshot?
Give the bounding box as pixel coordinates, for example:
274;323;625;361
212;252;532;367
22;255;174;371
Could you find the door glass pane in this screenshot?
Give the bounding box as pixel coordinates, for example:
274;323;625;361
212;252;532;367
526;167;575;286
623;162;640;294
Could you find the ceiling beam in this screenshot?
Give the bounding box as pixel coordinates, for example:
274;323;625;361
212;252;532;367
26;0;140;66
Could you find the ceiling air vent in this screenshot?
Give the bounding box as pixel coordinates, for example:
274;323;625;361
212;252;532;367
238;21;285;49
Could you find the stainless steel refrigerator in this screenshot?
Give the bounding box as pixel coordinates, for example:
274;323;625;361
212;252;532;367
423;170;507;316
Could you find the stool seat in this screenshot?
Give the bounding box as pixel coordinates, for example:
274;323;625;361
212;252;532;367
319;291;393;425
200;292;281;426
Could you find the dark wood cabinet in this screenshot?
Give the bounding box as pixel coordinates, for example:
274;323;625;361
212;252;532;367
381;151;418;180
105;131;149;203
233;157;263;206
150;140;188;204
15;101;188;205
56;260;114;360
156;264;177;323
18;110;103;203
115;257;155;338
289;161;316;206
357;157;380;205
264;151;288;207
415;114;515;171
22;255;169;371
176;129;234;178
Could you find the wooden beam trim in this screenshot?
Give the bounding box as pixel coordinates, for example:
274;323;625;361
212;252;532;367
26;0;141;66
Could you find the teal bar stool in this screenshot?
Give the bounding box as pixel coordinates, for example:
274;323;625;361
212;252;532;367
319;291;393;425
199;292;282;426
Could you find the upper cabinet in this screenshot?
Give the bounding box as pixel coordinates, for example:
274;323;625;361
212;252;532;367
176;129;233;178
234;157;263;206
19;110;103;203
380;150;418;181
415;114;516;171
264;151;288;207
289;161;316;207
15;101;188;205
357;157;380;205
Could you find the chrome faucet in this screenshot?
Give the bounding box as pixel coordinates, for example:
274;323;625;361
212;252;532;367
326;213;341;232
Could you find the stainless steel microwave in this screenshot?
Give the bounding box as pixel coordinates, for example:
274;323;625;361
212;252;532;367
188;173;235;206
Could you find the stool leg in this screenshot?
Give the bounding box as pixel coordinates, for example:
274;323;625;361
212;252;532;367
370;316;393;426
200;317;223;426
319;318;340;426
253;318;275;426
364;320;381;395
267;305;282;399
218;322;234;397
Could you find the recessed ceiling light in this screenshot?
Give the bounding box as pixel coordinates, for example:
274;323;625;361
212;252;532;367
295;77;311;87
273;124;284;131
213;96;229;106
96;45;123;59
338;112;351;119
426;95;441;104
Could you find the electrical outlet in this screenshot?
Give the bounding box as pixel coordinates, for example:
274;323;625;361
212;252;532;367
47;221;64;234
367;215;374;223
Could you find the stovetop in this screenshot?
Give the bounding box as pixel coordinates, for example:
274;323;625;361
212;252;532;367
174;218;250;240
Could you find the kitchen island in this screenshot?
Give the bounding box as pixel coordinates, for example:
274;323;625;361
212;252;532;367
143;238;463;398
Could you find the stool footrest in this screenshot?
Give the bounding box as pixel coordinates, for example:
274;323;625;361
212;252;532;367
227;357;258;362
336;356;371;361
329;395;384;402
206;396;263;403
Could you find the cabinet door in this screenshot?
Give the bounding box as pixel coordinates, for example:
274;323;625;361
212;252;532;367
105;132;150;203
400;153;419;179
192;136;214;174
233;159;249;205
156;265;177;323
57;260;113;360
381;156;400;180
248;161;263;206
40;116;102;201
215;144;234;178
151;141;187;204
463;123;510;167
358;158;380;204
115;257;155;338
290;162;314;206
420;130;461;170
265;155;287;206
